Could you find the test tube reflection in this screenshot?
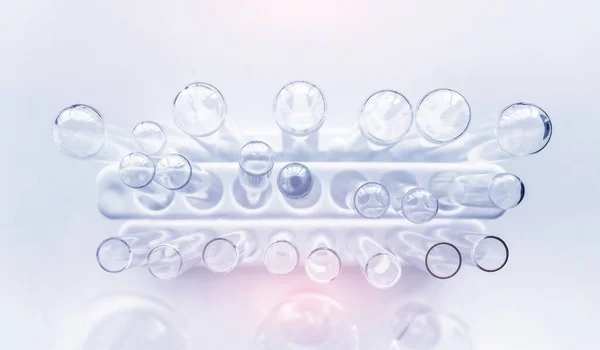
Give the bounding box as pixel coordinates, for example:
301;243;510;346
382;172;439;224
346;231;402;289
96;230;177;273
386;230;462;279
147;232;212;280
202;230;257;274
430;227;509;272
305;230;342;284
263;231;300;275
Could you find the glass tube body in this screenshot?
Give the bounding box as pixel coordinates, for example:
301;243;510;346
381;172;439;224
385;230;462;279
431;172;525;210
96;230;177;273
202;230;257;274
346;231;402;289
428;227;509;272
238;141;275;206
263;231;300;275
147;231;212;280
352;182;391;219
305;230;342;284
118;152;156;189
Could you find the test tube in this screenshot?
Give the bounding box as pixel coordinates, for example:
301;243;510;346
118;152;156;189
305;230;342;284
415;88;471;144
154;154;193;190
358;90;413;147
389;302;472;350
385;230;462;279
353;182;391;219
202;230;257;274
430;227;509;273
382;172;439;224
435;172;525;210
132;121;167;155
263;231;300;275
147;231;212;280
274;81;326;155
96;230;176;273
346;231;402;289
238;140;275;205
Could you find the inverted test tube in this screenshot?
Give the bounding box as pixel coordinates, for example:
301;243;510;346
263;231;300;275
346;231;402;289
147;232;212;279
202;230;257;274
386;230;462;279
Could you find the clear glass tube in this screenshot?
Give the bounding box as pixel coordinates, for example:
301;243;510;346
118;152;155;189
52;104;107;159
442;172;525;210
415;88;471;144
305;230;342;284
352;182;391;219
154;153;193;190
357;90;413;148
346;231;402;289
252;293;359;350
429;227;509;272
386;230;462;279
147;231;212;280
277;163;314;199
238;140;275;206
96;230;176;273
263;231;300;275
273;81;327;137
389;302;472;350
132;121;167;155
382;172;439;224
202;230;257;274
173;82;227;137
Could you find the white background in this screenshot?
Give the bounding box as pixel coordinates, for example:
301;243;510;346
1;0;599;349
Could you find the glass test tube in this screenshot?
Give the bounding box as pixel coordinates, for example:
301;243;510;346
346;231;402;289
263;231;300;275
445;173;525;210
274;81;327;156
238;140;275;205
429;227;509;272
132;121;168;156
118;152;156;189
381;172;439;224
415;88;471;144
202;230;257;274
352;90;413;151
353;182;391;219
146;231;212;280
154;153;193;190
52;104;133;162
96;230;177;273
389;302;472;350
305;230;342;284
173;82;241;160
386;230;462;279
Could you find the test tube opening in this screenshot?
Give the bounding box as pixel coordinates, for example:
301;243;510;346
119;152;156;189
96;237;133;273
173;82;227;137
358;90;413;147
364;252;402;289
154;154;193;190
425;242;462;279
488;173;525;210
263;240;300;275
471;236;509;272
354;182;391;219
147;244;184;280
402;187;439;224
202;237;239;274
53;104;107;159
239;141;275;176
132;121;167;155
277;163;314;199
273;81;327;137
496;102;552;157
415;88;471;144
305;247;342;284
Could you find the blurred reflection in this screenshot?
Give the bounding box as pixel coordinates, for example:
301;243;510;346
56;293;189;350
388;302;471;350
253;293;359;350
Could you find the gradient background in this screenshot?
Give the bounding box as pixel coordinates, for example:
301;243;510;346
1;0;599;349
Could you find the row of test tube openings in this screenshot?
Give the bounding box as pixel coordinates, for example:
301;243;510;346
52;81;552;289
